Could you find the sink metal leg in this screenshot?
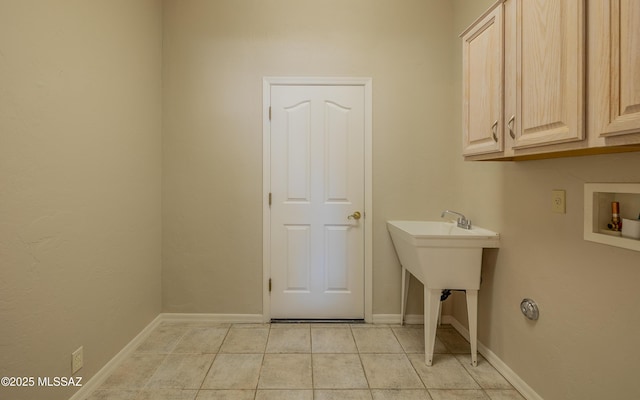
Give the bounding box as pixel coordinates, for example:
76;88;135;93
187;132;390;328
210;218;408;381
424;288;441;366
466;289;478;367
400;266;410;325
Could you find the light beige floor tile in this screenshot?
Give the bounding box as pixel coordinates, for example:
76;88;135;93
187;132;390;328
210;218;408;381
419;353;463;368
392;326;448;354
428;389;489;400
312;354;368;389
220;327;269;353
195;390;256;400
172;327;229;354
351;323;387;328
436;328;470;354
270;323;310;329
136;389;198;400
353;327;404;353
201;353;263;389
310;323;351;329
409;354;480;390
258;354;312;389
101;354;165;389
266;326;311;353
455;355;513;389
314;389;373;400
433;337;449;354
371;389;433;400
393;323;422;329
88;322;527;400
230;323;270;329
255;389;314;400
161;322;231;329
146;354;214;389
136;326;187;353
391;326;425;354
311;327;358;353
85;389;139;400
360;354;424;389
484;389;526;400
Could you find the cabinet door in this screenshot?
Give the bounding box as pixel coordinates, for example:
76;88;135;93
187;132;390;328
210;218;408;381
461;2;503;156
511;0;585;149
601;0;640;137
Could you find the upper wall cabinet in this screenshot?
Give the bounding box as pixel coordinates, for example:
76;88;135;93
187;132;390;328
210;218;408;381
461;2;503;156
506;0;584;150
593;0;640;139
462;0;640;161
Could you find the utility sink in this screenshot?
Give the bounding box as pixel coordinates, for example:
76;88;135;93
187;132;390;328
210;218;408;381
387;220;500;248
387;220;500;367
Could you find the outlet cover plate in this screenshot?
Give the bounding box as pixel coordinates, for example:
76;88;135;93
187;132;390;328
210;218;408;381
72;346;83;374
552;190;566;213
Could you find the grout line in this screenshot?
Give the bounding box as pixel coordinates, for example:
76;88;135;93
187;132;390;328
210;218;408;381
194;325;230;395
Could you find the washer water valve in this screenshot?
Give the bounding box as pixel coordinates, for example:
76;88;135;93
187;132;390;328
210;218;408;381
520;298;539;320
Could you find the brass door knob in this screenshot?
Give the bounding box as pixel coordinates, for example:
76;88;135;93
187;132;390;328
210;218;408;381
348;211;362;220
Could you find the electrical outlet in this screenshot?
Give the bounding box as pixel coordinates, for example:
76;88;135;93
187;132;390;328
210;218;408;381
551;190;566;213
72;346;83;374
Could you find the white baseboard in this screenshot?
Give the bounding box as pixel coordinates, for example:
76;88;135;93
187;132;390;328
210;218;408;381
443;316;543;400
403;314;424;325
161;313;264;324
69;314;163;400
371;314;402;324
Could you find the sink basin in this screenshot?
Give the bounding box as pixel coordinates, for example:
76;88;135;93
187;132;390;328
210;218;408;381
387;220;500;248
387;221;499;290
387;220;500;367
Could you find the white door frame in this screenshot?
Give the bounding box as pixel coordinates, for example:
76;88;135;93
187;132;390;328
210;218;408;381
262;76;373;322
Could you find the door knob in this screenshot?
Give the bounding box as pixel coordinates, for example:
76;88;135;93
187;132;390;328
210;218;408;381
348;211;362;220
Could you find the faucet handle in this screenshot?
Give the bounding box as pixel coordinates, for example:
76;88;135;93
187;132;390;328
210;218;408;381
458;218;472;230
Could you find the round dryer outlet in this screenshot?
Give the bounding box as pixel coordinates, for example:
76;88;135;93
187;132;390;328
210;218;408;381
520;298;539;320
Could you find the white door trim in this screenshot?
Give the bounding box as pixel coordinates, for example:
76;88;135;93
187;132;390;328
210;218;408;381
262;76;373;322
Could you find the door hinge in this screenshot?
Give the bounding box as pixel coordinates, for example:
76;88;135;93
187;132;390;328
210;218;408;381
269;278;272;292
268;192;272;206
268;106;271;121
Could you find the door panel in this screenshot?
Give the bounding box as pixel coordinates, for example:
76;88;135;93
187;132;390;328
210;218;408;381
326;102;350;201
285;225;310;292
462;2;504;156
270;85;364;319
325;225;350;292
601;0;640;136
512;0;585;148
285;101;311;201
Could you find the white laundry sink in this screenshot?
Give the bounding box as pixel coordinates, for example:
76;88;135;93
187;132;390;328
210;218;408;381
387;220;500;248
387;220;499;289
387;220;500;367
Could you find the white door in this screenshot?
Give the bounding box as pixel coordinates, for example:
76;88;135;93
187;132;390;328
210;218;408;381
269;84;365;319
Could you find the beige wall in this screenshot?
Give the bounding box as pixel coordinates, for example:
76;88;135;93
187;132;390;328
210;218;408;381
452;1;640;399
162;0;457;314
164;0;640;397
0;1;162;399
4;1;638;399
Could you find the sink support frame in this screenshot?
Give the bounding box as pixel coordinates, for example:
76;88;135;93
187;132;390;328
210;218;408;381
399;264;480;367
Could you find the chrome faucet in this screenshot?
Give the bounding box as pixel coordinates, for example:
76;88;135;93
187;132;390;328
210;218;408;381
441;210;472;230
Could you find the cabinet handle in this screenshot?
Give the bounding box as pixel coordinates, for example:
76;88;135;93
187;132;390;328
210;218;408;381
507;115;515;139
491;120;498;142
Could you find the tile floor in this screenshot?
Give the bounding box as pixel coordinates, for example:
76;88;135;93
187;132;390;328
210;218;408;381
86;322;525;400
